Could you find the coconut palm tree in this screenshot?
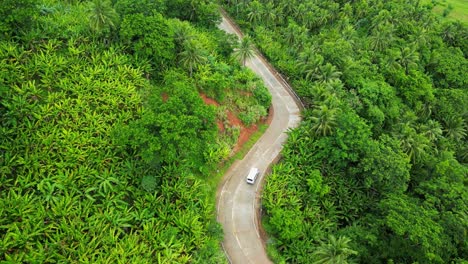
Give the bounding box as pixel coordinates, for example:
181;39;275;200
173;22;194;53
309;105;338;137
312;235;358;264
247;1;263;26
298;43;320;65
178;40;206;77
229;0;244;16
262;2;278;26
233;36;255;66
88;0;119;34
292;3;308;23
369;24;394;52
371;9;393;30
443;115;467;142
315;63;342;84
411;27;429;49
381;49;402;73
398;45;419;74
419;120;442;143
280;0;297;17
302;55;324;81
441;21;465;46
396;125;430;163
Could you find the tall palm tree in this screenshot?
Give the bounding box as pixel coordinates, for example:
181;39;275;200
411;27;429;49
443;115;467;142
396;125;430;163
419;120;442;143
312;235;358;264
280;0;297;17
173;22;193;53
309;105;338;137
381;49;402;73
441;21;464;46
298;44;320;66
230;0;244;16
233;36;255;66
306;82;341;110
262;2;278;26
370;9;392;30
178;40;206;77
283;21;308;47
398;45;419;74
369;24;394;52
247;1;263;26
292;3;308;23
88;0;119;33
302;55;324;81
315;63;342;84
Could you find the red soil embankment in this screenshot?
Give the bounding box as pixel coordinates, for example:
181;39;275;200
200;93;273;152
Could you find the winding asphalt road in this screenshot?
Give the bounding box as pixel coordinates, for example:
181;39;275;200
216;14;302;264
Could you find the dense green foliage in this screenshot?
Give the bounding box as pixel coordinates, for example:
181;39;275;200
0;0;39;38
223;0;467;263
0;0;271;262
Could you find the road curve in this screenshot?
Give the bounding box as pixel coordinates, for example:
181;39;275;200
216;13;302;264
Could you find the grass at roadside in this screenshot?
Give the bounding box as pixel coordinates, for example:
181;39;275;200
422;0;468;24
206;123;269;193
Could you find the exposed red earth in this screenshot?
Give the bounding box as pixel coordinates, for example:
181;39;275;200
200;93;273;153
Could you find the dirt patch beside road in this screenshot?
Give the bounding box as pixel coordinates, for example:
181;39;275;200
200;93;273;153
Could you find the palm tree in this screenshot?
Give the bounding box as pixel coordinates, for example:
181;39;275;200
411;27;429;49
341;24;356;44
298;44;320;65
369;24;394;52
443;115;467;142
309;105;338;137
398;45;419;74
173;22;193;53
283;21;308;47
302;55;324;81
419;120;442;143
233;36;255;66
381;49;402;73
312;235;358;264
370;9;392;30
280;0;297;17
292;4;308;23
304;83;329;109
88;0;119;33
178;40;206;77
230;0;244;16
316;8;331;28
325;79;344;99
441;21;464;46
397;126;430;163
315;63;342;84
247;1;263;26
303;11;318;30
262;2;278;26
281;29;294;47
457;144;468;163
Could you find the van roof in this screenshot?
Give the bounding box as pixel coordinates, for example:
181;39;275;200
247;168;259;180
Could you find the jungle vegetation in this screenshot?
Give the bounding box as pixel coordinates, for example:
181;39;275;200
222;0;467;263
0;0;272;262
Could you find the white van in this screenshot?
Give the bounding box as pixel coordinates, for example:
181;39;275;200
246;168;259;184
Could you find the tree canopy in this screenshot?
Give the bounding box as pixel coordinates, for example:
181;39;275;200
223;0;468;262
0;0;271;262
